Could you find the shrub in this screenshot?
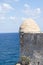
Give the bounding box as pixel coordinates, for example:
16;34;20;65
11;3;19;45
21;56;30;65
21;56;26;61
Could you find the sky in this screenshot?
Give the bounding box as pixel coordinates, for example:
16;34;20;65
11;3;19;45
0;0;43;33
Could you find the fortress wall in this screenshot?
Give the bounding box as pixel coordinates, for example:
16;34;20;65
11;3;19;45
20;33;43;58
19;19;43;65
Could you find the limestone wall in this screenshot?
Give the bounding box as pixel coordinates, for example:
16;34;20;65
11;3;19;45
20;33;43;65
19;18;43;65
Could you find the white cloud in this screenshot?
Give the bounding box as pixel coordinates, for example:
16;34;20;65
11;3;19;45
0;6;2;12
0;16;17;21
0;3;14;14
14;0;19;2
4;0;19;3
0;3;15;20
22;4;41;19
0;16;5;20
3;3;14;10
34;8;41;14
24;4;30;8
10;16;16;20
21;17;27;21
9;16;18;22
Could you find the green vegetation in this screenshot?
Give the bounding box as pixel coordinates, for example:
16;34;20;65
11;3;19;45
21;56;26;61
21;56;30;65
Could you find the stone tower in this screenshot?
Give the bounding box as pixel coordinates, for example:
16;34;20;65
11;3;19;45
20;18;40;33
19;18;43;65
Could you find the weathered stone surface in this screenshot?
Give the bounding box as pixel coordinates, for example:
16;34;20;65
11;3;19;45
19;19;43;65
20;33;43;65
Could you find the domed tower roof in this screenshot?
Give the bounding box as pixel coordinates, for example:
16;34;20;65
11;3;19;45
20;18;40;33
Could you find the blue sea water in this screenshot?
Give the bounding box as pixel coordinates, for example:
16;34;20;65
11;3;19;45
0;33;20;65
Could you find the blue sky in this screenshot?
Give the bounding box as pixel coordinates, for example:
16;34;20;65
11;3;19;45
0;0;43;33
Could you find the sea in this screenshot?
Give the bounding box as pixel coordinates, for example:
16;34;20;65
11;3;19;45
0;33;20;65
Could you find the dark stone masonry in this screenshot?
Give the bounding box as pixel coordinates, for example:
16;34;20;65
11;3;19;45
20;33;43;65
16;19;43;65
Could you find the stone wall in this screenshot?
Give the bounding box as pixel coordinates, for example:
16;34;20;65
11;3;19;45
20;32;43;65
